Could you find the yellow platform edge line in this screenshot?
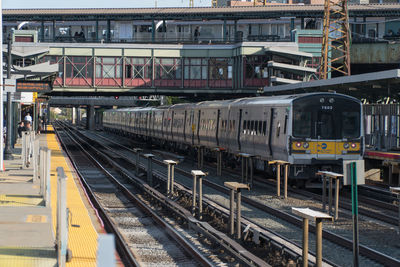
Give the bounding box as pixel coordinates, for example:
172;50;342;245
47;128;99;267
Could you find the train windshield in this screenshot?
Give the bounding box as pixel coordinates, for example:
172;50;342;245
292;96;361;139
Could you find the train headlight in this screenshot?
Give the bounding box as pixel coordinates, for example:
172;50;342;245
351;143;357;149
343;143;350;149
303;142;309;149
296;142;302;148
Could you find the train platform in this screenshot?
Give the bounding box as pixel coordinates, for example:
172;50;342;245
364;149;400;161
0;127;107;266
364;149;400;185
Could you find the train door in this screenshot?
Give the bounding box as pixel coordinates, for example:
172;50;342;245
197;110;201;145
183;110;187;143
268;108;274;157
237;109;242;151
315;109;336;159
190;109;195;145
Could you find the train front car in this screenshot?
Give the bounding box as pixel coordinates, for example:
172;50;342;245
289;93;363;184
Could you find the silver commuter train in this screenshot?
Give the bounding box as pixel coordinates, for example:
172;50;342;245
103;92;364;182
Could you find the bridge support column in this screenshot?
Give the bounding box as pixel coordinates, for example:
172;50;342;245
72;107;76;125
95;109;102;129
87;105;95;130
75;107;80;125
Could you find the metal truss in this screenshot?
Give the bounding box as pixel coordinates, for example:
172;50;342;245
96;57;123;87
65;56;94;86
125;58;152;85
320;0;351;79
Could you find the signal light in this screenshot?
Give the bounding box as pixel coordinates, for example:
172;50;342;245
296;142;301;148
114;96;119;100
351;143;356;148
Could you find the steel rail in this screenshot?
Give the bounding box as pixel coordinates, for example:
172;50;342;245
55;121;269;267
64;122;400;266
86;126;400;267
65;124;336;266
53;123;140;267
54;122;215;267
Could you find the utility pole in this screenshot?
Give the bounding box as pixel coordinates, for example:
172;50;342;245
320;0;351;79
4;34;13;160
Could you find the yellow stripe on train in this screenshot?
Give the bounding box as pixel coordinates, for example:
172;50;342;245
292;141;360;154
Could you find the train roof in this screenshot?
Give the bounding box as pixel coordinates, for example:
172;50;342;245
104;92;360;113
230;92;360;106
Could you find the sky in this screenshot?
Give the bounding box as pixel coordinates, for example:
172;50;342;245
3;0;211;9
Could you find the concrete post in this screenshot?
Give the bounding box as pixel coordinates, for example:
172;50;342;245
230;188;234;235
144;154;154;187
75;108;80;125
72;107;76;125
33;138;39;182
45;149;51;207
284;164;288;199
57;167;68;267
22;132;26;167
335;178;340;221
224;182;250;239
97;234;116;267
192;172;197;216
163;160;178;196
191;170;206;219
316;218;323;267
39;148;45;196
292;208;333;267
236;189;241;239
277;164;281;197
134;148;142;176
87;105;95;130
269;160;290;198
302;218;309;267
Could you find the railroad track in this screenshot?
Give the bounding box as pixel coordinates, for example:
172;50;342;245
63;122;400;266
54;121;269;266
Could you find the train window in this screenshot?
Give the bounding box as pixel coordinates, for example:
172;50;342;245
262;121;267;136
243;120;247;134
276;122;281;137
251;121;255;135
258;120;262;135
319;112;334;139
293;112;311;138
341;111;360;138
284;115;288;134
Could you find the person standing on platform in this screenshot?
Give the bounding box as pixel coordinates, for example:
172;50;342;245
17;121;25;138
37;116;43;135
24;113;32;124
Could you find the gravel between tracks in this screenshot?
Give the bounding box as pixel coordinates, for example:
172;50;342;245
92;130;400;266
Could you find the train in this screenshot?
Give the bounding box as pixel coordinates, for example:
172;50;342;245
102;92;364;185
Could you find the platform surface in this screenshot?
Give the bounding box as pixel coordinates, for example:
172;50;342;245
0;127;105;266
